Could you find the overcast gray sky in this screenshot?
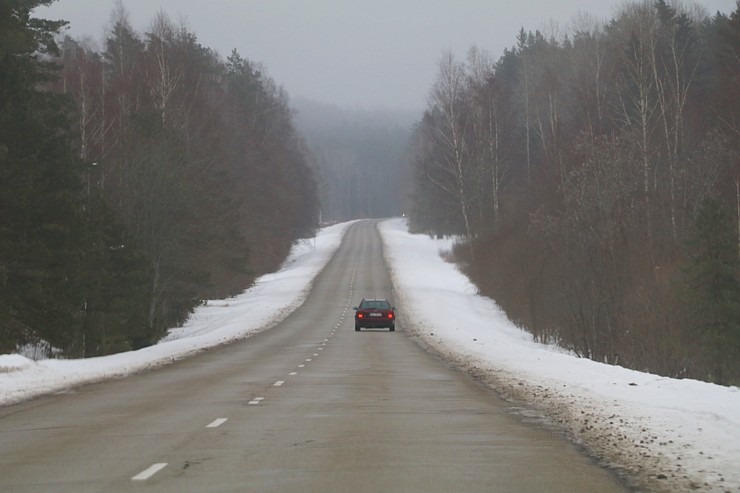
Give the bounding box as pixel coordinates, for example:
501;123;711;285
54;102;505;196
37;0;737;112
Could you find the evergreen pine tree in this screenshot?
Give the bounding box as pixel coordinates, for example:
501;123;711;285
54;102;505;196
1;1;153;356
0;0;82;353
685;197;740;384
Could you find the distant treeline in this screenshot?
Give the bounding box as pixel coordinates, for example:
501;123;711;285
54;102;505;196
1;1;318;357
407;0;740;384
292;98;413;223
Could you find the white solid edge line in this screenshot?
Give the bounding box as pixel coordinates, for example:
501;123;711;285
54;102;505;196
132;463;168;481
206;418;228;428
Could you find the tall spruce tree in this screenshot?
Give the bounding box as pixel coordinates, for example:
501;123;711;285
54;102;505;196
0;1;152;356
0;0;81;352
685;197;740;384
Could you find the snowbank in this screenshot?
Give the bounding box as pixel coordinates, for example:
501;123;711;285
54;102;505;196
0;221;353;406
379;217;740;493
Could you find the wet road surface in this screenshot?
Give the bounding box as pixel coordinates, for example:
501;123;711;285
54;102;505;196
0;220;628;492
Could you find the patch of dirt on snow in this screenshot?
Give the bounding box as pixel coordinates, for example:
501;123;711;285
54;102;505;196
403;320;732;493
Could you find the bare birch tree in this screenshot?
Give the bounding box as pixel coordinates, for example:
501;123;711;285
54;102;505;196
466;46;509;231
145;11;183;127
614;2;661;242
428;51;475;243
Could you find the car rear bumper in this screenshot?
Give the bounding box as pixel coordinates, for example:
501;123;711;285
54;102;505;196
356;319;394;328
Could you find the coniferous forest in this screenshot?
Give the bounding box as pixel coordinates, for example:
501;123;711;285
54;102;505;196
407;0;740;384
1;1;318;357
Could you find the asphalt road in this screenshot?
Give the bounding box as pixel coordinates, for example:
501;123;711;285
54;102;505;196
0;220;628;492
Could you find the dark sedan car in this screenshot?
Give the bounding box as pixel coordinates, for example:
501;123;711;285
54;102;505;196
354;298;396;332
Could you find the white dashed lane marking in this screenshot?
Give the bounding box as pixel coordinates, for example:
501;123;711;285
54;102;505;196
243;294;347;414
156;288;349;481
206;418;228;428
132;463;168;481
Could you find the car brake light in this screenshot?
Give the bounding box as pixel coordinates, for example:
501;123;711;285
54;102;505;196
388;313;394;319
358;313;364;318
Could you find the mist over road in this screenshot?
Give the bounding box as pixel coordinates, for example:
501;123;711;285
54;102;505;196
0;221;626;492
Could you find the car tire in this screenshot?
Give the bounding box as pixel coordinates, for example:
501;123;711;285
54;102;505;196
355;324;361;332
389;324;395;332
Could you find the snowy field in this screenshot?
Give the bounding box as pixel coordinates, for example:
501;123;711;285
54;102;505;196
1;218;738;492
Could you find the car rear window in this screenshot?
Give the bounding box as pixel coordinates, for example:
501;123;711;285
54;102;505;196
361;300;390;309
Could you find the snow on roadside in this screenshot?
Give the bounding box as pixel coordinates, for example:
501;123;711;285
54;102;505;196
2;217;738;492
378;217;740;493
0;221;354;407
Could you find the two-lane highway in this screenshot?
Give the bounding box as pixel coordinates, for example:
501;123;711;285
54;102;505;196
0;220;628;492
